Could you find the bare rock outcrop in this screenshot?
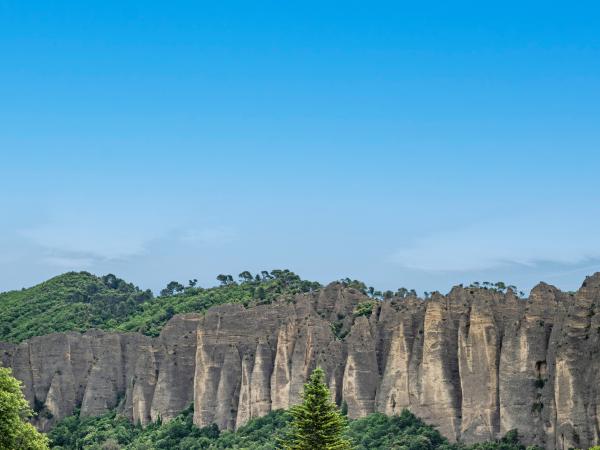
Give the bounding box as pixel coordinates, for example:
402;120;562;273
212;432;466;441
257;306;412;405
3;274;600;449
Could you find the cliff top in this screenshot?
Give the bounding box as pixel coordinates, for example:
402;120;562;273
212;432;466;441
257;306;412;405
2;270;599;344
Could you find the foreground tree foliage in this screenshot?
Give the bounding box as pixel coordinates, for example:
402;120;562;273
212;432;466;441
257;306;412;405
282;367;352;450
0;367;49;450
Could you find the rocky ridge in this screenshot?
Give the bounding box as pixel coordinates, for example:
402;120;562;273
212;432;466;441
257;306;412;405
2;274;600;449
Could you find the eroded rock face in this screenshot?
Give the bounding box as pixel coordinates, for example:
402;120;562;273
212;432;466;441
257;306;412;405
2;274;600;449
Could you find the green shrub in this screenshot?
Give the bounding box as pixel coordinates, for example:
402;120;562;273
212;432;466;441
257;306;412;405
353;301;375;318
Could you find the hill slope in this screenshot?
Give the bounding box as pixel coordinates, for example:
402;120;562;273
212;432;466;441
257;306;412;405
0;270;321;342
0;272;152;342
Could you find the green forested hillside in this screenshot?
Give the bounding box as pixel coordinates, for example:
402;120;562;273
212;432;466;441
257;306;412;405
0;272;152;342
48;407;539;450
0;270;321;343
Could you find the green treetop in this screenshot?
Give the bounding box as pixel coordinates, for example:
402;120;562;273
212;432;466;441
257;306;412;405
283;367;352;450
0;367;49;450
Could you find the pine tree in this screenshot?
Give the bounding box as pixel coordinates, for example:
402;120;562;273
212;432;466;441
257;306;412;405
282;367;352;450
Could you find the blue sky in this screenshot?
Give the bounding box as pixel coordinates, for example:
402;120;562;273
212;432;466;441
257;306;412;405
1;1;599;294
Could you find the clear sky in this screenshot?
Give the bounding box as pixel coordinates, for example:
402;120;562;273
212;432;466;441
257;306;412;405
1;1;599;295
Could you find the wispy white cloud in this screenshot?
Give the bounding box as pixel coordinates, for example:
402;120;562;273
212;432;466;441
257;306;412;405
42;255;96;269
180;226;238;246
19;222;156;262
391;215;600;272
17;220;238;270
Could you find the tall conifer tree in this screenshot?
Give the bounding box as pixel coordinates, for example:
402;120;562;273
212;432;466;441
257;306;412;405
282;367;352;450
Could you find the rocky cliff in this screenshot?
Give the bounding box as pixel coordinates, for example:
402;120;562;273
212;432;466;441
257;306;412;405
2;274;600;449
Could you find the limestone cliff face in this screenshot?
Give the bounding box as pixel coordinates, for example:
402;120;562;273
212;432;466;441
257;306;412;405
2;275;600;449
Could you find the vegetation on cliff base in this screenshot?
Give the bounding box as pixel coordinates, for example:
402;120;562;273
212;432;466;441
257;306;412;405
0;270;320;342
0;367;49;450
48;407;542;450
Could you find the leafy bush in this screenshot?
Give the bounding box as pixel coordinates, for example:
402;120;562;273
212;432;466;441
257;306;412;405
0;367;49;450
347;410;448;450
353;301;375;318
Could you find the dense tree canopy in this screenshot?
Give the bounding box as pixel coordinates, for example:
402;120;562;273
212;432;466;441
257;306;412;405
48;405;545;450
